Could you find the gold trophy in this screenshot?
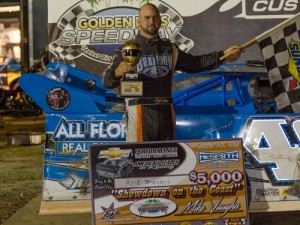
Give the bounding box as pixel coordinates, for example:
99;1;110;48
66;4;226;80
120;40;143;97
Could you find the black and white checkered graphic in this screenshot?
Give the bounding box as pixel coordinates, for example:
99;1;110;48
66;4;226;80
256;13;300;113
49;41;83;62
49;1;96;63
156;1;194;51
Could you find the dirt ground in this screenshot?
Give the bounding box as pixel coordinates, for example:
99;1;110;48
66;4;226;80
0;115;44;224
0;144;43;224
0;115;93;225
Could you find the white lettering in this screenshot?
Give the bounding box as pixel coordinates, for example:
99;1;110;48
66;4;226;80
53;119;126;140
253;0;298;12
54;123;68;138
244;118;300;181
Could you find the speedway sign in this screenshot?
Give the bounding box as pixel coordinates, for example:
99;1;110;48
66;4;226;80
89;139;250;225
47;0;192;76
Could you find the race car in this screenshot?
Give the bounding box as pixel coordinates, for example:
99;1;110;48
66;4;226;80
0;55;20;90
19;62;300;213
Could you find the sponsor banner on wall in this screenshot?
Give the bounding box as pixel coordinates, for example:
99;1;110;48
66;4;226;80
89;139;250;225
47;0;299;76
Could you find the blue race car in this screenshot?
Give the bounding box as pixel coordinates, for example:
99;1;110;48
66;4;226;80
19;62;300;213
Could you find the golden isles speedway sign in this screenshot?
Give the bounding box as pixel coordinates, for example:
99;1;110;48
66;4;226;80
48;0;193;72
89;139;250;225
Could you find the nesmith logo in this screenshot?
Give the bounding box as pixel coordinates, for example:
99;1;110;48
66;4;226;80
199;150;239;163
50;0;193;64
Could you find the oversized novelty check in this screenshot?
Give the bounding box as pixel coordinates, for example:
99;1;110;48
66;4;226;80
89;139;250;225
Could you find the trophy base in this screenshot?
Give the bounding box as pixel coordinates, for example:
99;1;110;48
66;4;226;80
120;72;143;97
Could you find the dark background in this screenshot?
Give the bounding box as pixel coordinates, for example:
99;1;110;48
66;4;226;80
0;0;48;71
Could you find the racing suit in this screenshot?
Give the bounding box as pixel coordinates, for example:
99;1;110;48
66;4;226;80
103;33;224;142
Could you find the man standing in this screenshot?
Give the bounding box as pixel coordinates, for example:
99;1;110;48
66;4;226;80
103;3;243;142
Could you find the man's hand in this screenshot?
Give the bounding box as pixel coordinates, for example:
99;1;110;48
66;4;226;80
115;62;135;78
223;45;244;62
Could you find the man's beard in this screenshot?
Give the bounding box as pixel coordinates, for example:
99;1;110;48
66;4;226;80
141;26;159;35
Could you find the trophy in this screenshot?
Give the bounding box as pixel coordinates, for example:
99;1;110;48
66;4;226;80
120;40;143;97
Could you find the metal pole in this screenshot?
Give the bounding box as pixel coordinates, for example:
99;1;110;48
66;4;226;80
20;0;30;73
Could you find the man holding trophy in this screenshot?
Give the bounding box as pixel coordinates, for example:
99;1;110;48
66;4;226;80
103;3;243;142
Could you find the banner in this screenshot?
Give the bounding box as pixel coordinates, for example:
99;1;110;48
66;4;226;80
47;0;299;76
89;139;250;225
256;13;300;113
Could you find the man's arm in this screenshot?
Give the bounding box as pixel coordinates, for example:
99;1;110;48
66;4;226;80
174;45;242;73
175;46;224;73
102;48;123;88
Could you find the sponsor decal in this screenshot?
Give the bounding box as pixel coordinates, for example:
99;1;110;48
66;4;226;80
52;117;125;141
288;40;300;90
162;0;298;19
177;222;192;225
100;203;119;220
59;172;89;190
99;147;131;159
198;150;240;163
256;188;280;197
224;218;247;225
203;222;218;225
57;141;105;155
46;87;70;110
202;222;218;225
243;116;300;185
138;61;170;78
51;117;125;155
130;198;177;217
99;203;139;223
239;0;299;19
